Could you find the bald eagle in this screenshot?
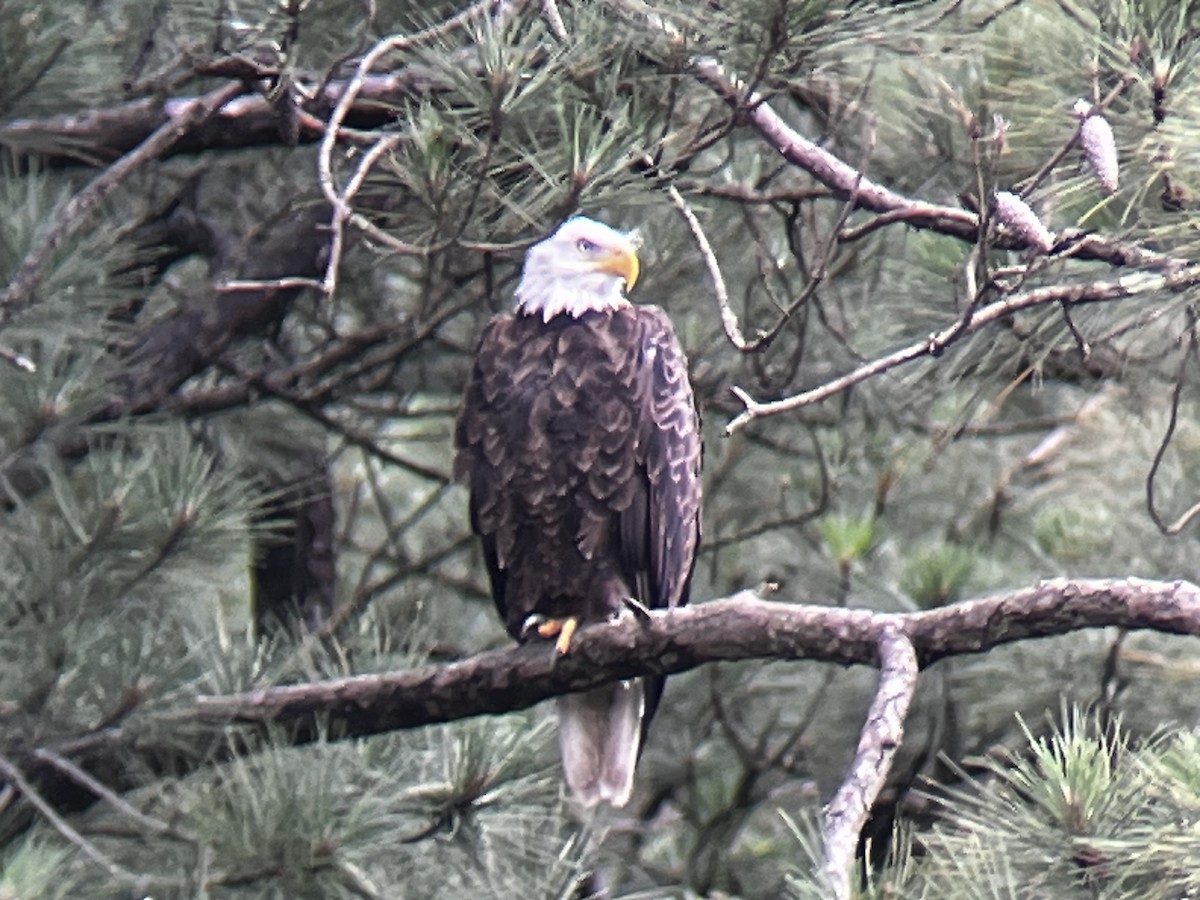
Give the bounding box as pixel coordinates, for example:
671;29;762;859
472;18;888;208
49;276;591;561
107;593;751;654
454;217;702;807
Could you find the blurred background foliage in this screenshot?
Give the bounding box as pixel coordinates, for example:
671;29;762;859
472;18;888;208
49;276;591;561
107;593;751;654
2;0;1200;896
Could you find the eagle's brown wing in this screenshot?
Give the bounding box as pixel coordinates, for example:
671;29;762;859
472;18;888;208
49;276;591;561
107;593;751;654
629;305;702;613
621;306;702;732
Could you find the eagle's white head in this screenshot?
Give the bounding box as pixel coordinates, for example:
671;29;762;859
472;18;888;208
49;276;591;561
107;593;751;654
514;217;640;322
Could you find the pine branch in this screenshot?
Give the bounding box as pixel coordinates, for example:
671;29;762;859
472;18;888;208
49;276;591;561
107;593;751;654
682;27;1175;271
0;200;334;503
186;577;1200;734
0;753;183;890
0;71;445;168
10;576;1197;885
0;576;1153;891
175;576;1199;891
0;82;244;330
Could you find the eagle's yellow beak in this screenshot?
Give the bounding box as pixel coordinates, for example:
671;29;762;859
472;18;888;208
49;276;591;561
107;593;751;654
596;242;640;292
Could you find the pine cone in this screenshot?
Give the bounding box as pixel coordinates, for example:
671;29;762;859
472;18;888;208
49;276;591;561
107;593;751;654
1074;99;1119;194
993;191;1054;252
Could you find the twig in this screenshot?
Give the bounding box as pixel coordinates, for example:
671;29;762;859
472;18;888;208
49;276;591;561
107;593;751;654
0;752;171;887
818;624;917;899
0;342;37;373
216;276;326;293
217;359;451;483
0;82;243;331
748;115;878;353
681;182;833;204
1146;313;1200;534
31;747;196;842
726;264;1200;433
664;183;748;349
540;0;569;41
315;3;494;292
320;132;403;293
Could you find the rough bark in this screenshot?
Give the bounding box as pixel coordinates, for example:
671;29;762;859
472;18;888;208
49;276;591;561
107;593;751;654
185;577;1200;735
11;577;1199;875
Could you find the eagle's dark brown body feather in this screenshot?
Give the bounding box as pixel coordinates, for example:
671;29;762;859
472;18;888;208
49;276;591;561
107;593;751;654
454;304;701;803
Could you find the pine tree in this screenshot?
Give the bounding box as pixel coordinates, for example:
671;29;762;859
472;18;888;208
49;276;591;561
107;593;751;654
3;1;1200;897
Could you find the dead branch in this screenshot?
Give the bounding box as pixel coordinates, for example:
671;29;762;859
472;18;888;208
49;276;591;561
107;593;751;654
0;753;180;890
0;69;445;169
0;200;336;503
314;1;498;284
726;264;1200;433
181;577;1200;736
819;624;918;899
10;576;1195;888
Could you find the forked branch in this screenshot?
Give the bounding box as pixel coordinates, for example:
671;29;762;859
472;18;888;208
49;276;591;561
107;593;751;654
185;577;1200;733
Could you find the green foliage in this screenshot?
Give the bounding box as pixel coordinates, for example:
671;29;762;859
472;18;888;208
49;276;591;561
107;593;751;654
817;513;876;569
903;712;1200;899
0;2;80;118
0;836;87;900
24;717;581;899
1032;507;1111;562
0;429;259;740
899;543;978;608
782;712;1200;899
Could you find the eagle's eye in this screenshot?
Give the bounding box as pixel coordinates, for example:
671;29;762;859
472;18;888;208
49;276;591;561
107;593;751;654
576;237;598;254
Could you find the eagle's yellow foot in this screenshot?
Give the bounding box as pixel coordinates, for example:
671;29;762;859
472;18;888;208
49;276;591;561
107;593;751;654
535;616;578;655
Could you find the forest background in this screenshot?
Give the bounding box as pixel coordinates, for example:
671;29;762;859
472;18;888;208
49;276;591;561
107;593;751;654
3;1;1200;897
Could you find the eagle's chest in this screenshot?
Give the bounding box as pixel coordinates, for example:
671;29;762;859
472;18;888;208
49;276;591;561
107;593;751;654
505;318;644;450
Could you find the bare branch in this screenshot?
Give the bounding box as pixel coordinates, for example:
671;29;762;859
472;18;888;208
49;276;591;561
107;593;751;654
319;132;404;294
819;624;918;899
0;342;36;373
17;576;1198;882
665;183;746;349
30;747;196;843
216;276;325;293
182;577;1200;738
314;2;497;287
607;1;1186;272
540;0;569;41
0;753;179;889
1146;313;1200;534
726;265;1200;433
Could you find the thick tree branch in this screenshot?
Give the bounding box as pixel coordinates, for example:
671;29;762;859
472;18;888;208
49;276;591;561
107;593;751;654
0;71;441;169
0;8;1177;282
185;577;1200;736
687;53;1179;272
16;584;1200;882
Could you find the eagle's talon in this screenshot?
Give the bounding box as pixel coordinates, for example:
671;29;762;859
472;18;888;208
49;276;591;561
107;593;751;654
622;595;652;622
520;613;548;640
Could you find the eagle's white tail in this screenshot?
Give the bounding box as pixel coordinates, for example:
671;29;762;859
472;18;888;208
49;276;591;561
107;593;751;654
556;680;644;807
